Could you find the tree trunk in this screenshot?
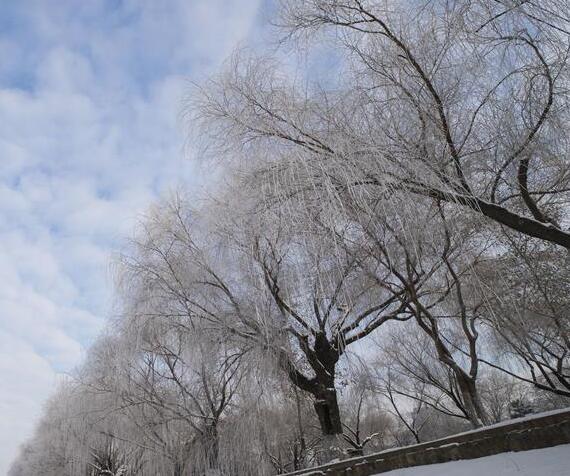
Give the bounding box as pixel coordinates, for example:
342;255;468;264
456;372;490;428
173;460;183;476
314;385;346;462
314;387;343;435
294;387;307;470
283;332;345;461
204;423;220;475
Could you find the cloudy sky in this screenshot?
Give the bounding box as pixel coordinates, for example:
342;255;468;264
0;1;265;472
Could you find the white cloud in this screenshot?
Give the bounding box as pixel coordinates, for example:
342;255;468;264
0;0;262;472
0;332;58;476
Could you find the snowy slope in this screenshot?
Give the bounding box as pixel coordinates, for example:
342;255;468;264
372;444;570;476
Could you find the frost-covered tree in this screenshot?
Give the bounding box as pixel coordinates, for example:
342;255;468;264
193;0;570;431
11;1;570;473
196;0;570;250
476;237;570;398
118;195;415;457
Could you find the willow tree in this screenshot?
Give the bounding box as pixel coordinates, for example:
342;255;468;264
193;0;570;430
117;195;417;457
477;238;570;398
195;0;570;250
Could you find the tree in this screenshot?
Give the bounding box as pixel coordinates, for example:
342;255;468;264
373;326;486;428
339;374;391;454
508;398;534;419
193;0;570;427
119;195;412;458
477;238;570;398
257;384;321;472
12;2;570;472
196;0;570;250
479;370;521;424
93;306;247;475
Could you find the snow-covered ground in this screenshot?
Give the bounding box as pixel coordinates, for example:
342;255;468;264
372;444;570;476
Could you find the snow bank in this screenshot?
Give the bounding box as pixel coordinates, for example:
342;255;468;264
428;407;570;441
371;444;570;476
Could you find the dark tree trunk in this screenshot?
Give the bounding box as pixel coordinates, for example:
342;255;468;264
294;387;307;470
311;335;346;461
311;332;344;437
281;332;346;461
314;386;343;435
204;423;219;473
173;461;183;476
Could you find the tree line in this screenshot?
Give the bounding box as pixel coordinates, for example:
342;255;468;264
10;1;570;475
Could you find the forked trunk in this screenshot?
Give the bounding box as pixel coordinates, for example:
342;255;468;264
284;332;345;462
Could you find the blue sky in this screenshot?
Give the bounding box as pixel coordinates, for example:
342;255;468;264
0;1;264;472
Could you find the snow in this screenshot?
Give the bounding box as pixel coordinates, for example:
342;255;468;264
288;409;570;476
428;408;570;441
371;444;570;476
319;408;569;471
